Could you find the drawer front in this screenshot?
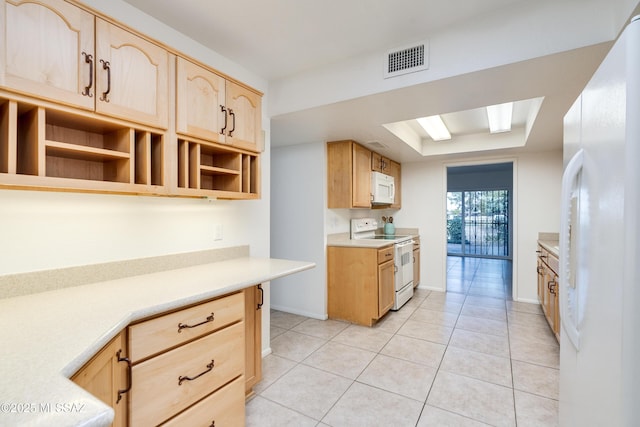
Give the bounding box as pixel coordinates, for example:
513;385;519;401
129;292;244;362
547;254;559;275
130;321;244;426
377;246;394;264
161;376;245;427
538;246;559;275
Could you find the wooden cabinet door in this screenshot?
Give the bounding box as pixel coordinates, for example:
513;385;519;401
72;332;128;427
176;57;226;143
95;19;169;129
1;0;95;110
352;143;372;207
225;80;262;152
371;152;383;172
378;259;395;316
244;285;263;397
549;273;559;335
537;256;545;304
387;159;401;208
413;247;420;287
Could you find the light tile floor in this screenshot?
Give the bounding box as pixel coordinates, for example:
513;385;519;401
247;256;559;426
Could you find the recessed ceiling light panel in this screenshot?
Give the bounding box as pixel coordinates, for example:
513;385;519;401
486;102;513;133
417;115;451;141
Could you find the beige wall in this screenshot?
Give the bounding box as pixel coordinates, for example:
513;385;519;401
397;150;563;302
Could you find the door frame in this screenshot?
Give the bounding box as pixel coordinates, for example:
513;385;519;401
442;158;518;299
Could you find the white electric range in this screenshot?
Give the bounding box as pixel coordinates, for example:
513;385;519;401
350;218;414;310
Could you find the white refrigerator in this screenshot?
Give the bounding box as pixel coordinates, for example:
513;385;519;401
560;15;640;426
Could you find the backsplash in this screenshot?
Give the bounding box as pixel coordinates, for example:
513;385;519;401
0;246;249;299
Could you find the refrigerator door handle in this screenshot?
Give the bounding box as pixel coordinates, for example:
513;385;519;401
560;148;584;350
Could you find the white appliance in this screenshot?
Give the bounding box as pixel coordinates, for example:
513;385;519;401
371;171;395;205
560;15;640;426
392;238;414;310
350;218;414;310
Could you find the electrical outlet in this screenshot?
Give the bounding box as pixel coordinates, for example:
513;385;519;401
213;224;223;241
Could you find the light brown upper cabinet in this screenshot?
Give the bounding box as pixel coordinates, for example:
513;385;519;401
1;0;95;110
1;0;169;129
176;57;262;152
328;139;401;209
386;159;401;209
94;19;169;129
327;140;371;208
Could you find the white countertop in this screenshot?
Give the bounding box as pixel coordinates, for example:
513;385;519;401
327;232;419;248
0;257;314;427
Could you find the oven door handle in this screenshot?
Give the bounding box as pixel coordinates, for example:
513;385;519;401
395;240;415;249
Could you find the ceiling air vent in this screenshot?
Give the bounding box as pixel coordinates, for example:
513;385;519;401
366;141;387;150
384;40;429;79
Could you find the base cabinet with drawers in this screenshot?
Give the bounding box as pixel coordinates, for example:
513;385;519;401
537;244;560;341
327;244;395;326
72;287;264;426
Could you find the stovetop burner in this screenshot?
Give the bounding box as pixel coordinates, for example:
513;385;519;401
372;234;410;240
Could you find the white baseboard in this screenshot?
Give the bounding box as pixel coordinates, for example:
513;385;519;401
270;304;328;320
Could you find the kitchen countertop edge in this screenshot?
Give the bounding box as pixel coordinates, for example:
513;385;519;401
0;256;315;427
327;232;420;248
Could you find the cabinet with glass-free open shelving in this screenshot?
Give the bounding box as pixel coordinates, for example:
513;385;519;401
176;137;259;199
0;96;164;193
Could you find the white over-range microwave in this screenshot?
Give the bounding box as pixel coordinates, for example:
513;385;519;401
371;171;395;205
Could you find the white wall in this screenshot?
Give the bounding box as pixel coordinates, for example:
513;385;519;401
270;143;399;318
270;142;327;318
394;150;563;302
269;0;622;117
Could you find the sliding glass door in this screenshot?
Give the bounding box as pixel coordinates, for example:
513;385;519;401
447;190;510;258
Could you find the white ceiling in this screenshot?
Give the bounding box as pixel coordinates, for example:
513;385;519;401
122;0;638;162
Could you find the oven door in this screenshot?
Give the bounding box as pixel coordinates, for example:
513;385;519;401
395;240;414;291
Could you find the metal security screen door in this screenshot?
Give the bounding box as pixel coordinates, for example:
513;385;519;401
447;190;510;258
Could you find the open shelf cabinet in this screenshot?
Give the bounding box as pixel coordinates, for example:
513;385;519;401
177;137;259;199
0;96;164;193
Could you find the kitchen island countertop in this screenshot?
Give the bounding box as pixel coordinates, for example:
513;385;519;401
0;256;314;427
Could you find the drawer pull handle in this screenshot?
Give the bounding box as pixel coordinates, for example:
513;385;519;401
99;59;111;102
228;108;236;136
81;52;93;97
257;284;264;310
178;313;215;333
116;350;131;403
209;422;215;427
178;359;214;385
220;105;227;134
